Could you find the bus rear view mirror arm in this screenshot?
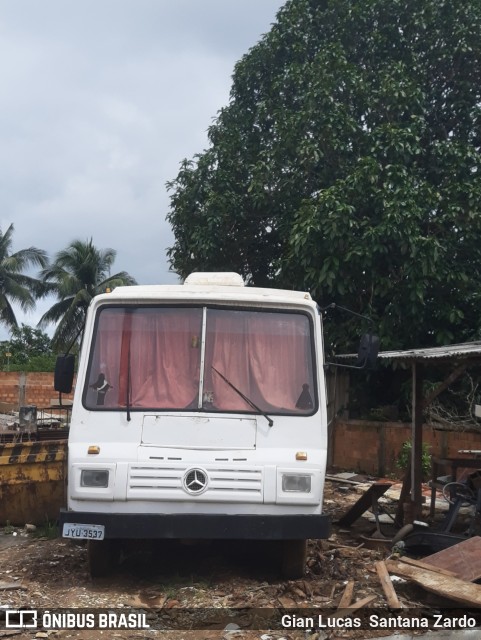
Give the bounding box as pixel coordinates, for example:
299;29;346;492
319;303;379;371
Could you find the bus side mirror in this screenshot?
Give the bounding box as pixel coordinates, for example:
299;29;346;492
54;354;75;394
356;333;379;369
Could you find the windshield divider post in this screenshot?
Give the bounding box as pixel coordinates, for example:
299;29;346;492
197;307;207;409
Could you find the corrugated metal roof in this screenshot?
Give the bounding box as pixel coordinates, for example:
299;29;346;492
374;341;481;361
337;341;481;362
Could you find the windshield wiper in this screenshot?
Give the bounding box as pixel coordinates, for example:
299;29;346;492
211;366;273;427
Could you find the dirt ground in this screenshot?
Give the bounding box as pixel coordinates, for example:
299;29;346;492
0;478;461;640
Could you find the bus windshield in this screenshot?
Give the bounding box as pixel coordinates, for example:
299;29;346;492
83;306;316;416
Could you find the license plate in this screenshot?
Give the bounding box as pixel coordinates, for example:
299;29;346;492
62;523;105;540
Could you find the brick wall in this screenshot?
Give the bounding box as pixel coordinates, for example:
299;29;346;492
0;371;75;409
332;419;481;477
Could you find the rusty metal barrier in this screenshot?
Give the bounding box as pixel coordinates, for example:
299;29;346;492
0;440;67;526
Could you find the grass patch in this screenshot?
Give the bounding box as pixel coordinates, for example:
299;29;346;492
2;521;15;535
33;519;59;539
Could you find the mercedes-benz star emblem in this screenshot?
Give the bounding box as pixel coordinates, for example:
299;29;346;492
183;468;208;495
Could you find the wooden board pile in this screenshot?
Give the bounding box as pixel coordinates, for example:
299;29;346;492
381;537;481;608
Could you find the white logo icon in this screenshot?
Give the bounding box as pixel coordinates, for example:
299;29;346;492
5;610;38;628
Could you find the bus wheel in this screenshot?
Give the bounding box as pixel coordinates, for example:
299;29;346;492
87;539;120;577
281;539;307;579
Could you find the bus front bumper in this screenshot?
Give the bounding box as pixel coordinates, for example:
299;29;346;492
59;509;330;540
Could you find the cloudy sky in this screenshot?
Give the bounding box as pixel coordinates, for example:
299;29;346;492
0;0;285;339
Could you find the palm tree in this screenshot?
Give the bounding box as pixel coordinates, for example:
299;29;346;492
0;223;48;330
39;238;137;349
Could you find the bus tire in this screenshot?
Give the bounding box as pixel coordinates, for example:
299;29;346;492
87;539;120;577
281;539;307;579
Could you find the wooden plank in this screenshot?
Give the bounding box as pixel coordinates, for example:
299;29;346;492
337;482;392;526
375;561;402;609
422;536;481;582
386;560;481;607
411;362;424;520
395;461;411;527
0;581;27;591
330;595;377;619
326;475;365;485
398;555;457;577
337;580;354;608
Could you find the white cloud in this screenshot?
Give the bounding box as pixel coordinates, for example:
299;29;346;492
0;0;285;340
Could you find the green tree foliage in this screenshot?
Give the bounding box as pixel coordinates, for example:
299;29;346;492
0;224;48;330
1;324;56;371
167;0;481;350
6;324;52;363
39;239;137;350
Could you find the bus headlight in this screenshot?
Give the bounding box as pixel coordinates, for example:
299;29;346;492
282;474;311;493
81;469;109;488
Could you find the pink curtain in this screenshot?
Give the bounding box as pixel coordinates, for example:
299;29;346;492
204;310;314;413
204;311;252;411
86;308;202;409
129;309;201;408
86;309;125;408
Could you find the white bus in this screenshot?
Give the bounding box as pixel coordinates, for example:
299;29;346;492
57;272;333;578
